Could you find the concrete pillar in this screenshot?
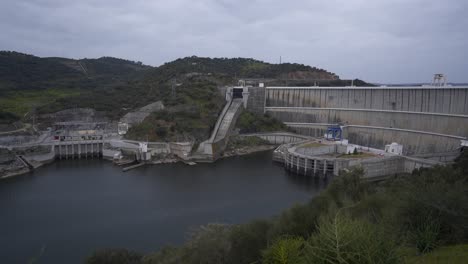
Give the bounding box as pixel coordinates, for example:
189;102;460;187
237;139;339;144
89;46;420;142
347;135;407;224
85;143;88;159
297;156;300;173
91;143;94;158
65;144;68;160
304;158;308;176
323;160;327;175
71;144;74;159
78;144;81;159
314;159;317;175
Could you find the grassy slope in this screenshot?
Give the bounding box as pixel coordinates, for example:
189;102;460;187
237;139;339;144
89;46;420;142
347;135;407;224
0;88;81;115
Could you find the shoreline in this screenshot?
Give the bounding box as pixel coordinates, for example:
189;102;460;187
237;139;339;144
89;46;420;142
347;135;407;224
221;145;277;159
0;145;278;180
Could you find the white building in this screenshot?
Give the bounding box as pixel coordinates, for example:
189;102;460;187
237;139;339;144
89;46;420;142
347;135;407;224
385;142;403;155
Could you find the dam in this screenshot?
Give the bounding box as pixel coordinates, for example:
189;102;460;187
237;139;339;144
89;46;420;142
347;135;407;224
238;85;468;156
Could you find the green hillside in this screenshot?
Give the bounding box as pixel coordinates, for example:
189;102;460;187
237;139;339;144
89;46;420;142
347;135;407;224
0;52;359;118
0;51;151;119
0;52;371;139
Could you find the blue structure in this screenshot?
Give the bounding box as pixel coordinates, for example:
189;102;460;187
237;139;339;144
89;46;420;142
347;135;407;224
326;125;342;141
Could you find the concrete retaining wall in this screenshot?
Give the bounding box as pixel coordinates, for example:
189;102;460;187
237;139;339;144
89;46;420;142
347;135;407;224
359;156;405;179
239;132;311;144
344;126;462;155
294;145;335;156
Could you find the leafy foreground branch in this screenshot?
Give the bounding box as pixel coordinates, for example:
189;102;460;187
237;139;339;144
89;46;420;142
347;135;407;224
87;151;468;264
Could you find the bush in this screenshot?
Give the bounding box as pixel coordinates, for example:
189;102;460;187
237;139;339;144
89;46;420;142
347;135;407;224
236;111;288;133
228;220;271;264
0;111;19;124
411;216;441;254
142;247;182;264
181;224;232;264
328;167;368;204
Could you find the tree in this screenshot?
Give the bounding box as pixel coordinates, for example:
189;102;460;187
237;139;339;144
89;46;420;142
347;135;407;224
228;220;271;264
262;237;305;264
182;224;232;264
304;214;400;264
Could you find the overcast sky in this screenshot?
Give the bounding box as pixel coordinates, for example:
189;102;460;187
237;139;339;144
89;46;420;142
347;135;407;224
1;0;467;83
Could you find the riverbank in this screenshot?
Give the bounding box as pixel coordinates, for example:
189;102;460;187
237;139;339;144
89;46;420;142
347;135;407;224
0;167;31;179
0;144;279;179
0;149;56;180
222;145;276;158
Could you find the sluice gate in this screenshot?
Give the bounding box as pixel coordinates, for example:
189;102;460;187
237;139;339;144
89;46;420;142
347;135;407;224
54;140;104;159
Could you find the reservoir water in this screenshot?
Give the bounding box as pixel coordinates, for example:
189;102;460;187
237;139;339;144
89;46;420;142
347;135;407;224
0;151;327;263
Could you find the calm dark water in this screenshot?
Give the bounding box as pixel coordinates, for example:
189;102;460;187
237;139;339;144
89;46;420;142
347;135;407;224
0;151;327;264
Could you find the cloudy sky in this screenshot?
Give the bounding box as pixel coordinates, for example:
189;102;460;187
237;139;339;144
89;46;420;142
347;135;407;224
1;0;467;83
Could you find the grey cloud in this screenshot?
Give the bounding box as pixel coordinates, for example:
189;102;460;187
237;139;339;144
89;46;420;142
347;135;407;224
0;0;467;83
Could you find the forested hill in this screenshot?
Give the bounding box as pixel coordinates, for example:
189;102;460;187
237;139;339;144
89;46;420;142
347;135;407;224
147;56;339;80
0;51;150;93
0;51;368;124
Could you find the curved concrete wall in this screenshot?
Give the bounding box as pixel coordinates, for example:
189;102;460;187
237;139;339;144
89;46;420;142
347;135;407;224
266;107;468;137
263;86;468;155
287;123;463;155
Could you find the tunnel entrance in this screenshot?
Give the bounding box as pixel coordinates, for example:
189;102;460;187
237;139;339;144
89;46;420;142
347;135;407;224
232;88;243;99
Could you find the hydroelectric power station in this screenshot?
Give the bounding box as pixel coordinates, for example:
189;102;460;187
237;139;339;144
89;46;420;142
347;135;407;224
1;79;467;180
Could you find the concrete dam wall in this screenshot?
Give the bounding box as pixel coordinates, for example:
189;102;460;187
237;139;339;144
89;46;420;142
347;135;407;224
265;87;468;114
262;86;468;155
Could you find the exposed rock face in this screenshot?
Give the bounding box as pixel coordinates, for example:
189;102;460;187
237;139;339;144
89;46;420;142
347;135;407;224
0;148;15;164
39;108;109;125
120;101;165;127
